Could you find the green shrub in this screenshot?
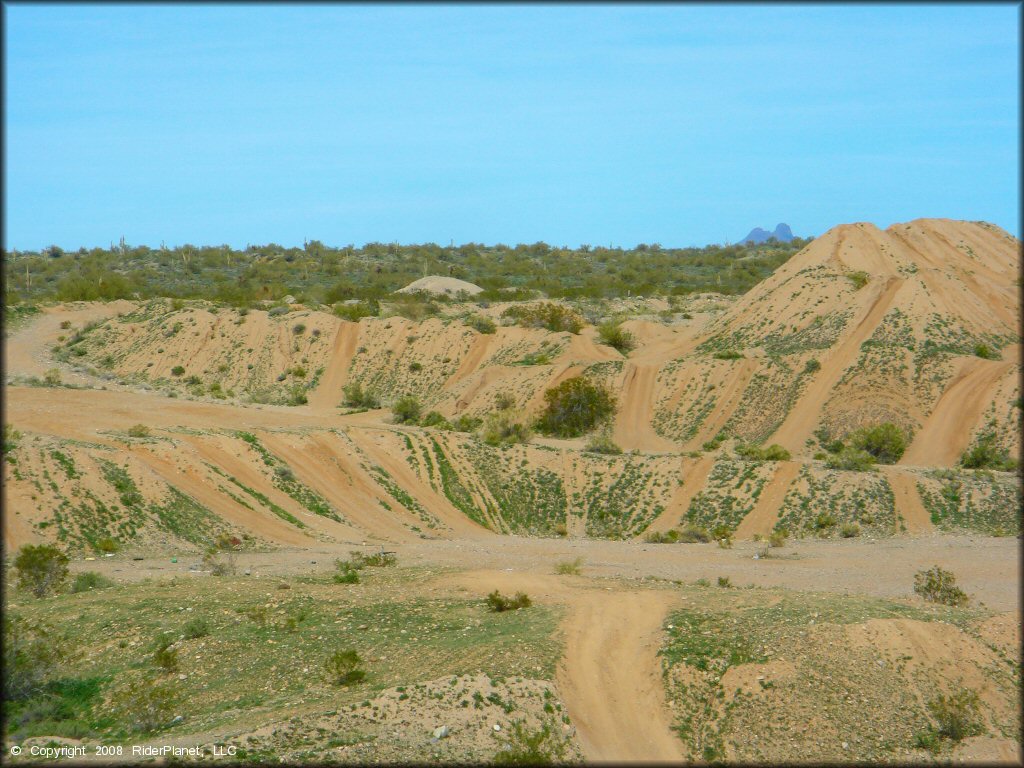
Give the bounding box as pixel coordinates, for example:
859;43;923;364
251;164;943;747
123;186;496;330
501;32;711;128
840;522;861;538
535;377;616;438
961;432;1018;471
43;368;62;386
712;524;734;548
350;550;397;568
466;314;496;334
333;561;360;584
926;689;983;742
452;414;483;432
493;718;568;765
14;544;69;598
849;422;908;464
717;576;732;588
171;366;185;376
152;636;179;672
768;530;787;548
847;271;869;289
333;300;378;322
342;381;380;409
70;572;114;593
408;361;423;372
494;392;516;411
914;566;968;606
973;343;997;360
678;524;713;543
481;411;531;446
814;512;837;532
485;590;532;612
419;411;452;429
325;649;365;685
96;537;119;553
735;443;791;461
554;558;583;575
110;677;177;733
501;303;583;334
126;424;150;438
201;547;236;576
713;350;743;360
391;395;422;424
597;321;636;353
3;616;69;700
826;447;877;471
292;323;306;335
584;430;623;455
183;618;210;639
804;358;821;373
4;423;21;453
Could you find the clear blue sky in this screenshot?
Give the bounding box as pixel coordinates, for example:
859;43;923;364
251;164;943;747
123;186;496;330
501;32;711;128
4;3;1019;250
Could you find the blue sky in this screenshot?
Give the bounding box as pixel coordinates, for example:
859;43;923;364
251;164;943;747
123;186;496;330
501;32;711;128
4;3;1019;250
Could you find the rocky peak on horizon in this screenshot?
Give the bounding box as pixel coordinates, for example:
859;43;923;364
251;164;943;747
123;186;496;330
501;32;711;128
739;223;795;245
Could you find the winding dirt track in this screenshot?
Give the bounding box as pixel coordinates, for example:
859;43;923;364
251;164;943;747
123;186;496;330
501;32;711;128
613;362;678;452
901;355;1016;467
443;570;683;763
734;461;801;539
306;321;360;412
883;468;934;534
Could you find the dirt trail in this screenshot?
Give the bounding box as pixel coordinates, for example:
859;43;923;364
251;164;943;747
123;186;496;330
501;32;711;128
901;356;1016;467
883;468;934;534
643;454;716;535
734;461;801;539
613;362;678;452
306;322;360;412
442;570;684;763
768;276;904;452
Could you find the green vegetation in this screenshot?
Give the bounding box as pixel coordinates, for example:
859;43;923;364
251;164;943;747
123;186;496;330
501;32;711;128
554;558;583;576
924;689;983;743
646;524;712;544
847;270;869;289
597;320;636;353
325;649;366;686
465;314;496;334
392;395;422;425
14;544;69;598
481;411;532;446
849;422;908;464
501;303;584;333
535;377;616;438
913;566;968;606
70;572;115;593
973;342;998;360
584;429;623;455
342;380;380;409
126;424;151;438
734;443;791;461
493;718;568;765
825;446;877;471
713;349;743;360
485;591;532;612
960;429;1018;471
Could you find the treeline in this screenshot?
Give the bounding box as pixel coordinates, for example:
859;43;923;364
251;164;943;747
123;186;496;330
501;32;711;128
3;236;811;306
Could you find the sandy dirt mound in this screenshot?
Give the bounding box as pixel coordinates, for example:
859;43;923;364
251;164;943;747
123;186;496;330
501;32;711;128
396;275;484;296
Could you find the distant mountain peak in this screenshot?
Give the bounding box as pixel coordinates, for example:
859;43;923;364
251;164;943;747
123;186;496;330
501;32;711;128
739;223;795;245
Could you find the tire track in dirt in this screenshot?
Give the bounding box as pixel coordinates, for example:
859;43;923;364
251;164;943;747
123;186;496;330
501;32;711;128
734;461;801;539
882;468;933;534
306;321;360;412
440;570;684;763
900;356;1016;467
768;276;905;453
613;362;679;452
641;454;716;535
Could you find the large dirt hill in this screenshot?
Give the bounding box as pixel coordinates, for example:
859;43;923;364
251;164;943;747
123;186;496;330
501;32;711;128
4;219;1020;554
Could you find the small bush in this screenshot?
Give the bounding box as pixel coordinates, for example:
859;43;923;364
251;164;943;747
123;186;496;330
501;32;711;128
14;544;69;598
392;395;422;425
840;522;861;538
973;343;997;360
493;718;568;765
814;512;837;532
914;566;968;606
713;350;742;360
466;314;496;334
452;414;483;432
926;689;983;742
3;616;69;700
183;618;210;639
849;422;908;464
126;424;150;438
268;305;289;317
597;321;636;353
481;411;531;446
110;677;177;733
333;561;360;584
292;323;306;335
826;447;877;471
60;320;71;329
350;550;397;568
486;590;532;612
804;358;821;373
419;411;451;429
43;368;62;386
408;361;423;372
584;430;623;455
847;270;869;289
342;381;380;409
554;558;583;575
201;547;236;576
678;524;713;543
535;377;616;438
768;531;787;548
96;537;120;553
152;636;179;672
494;391;516;411
717;576;732;588
501;302;583;334
735;443;791;461
171;366;185;376
325;649;366;686
961;432;1018;471
70;572;114;593
712;524;733;548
